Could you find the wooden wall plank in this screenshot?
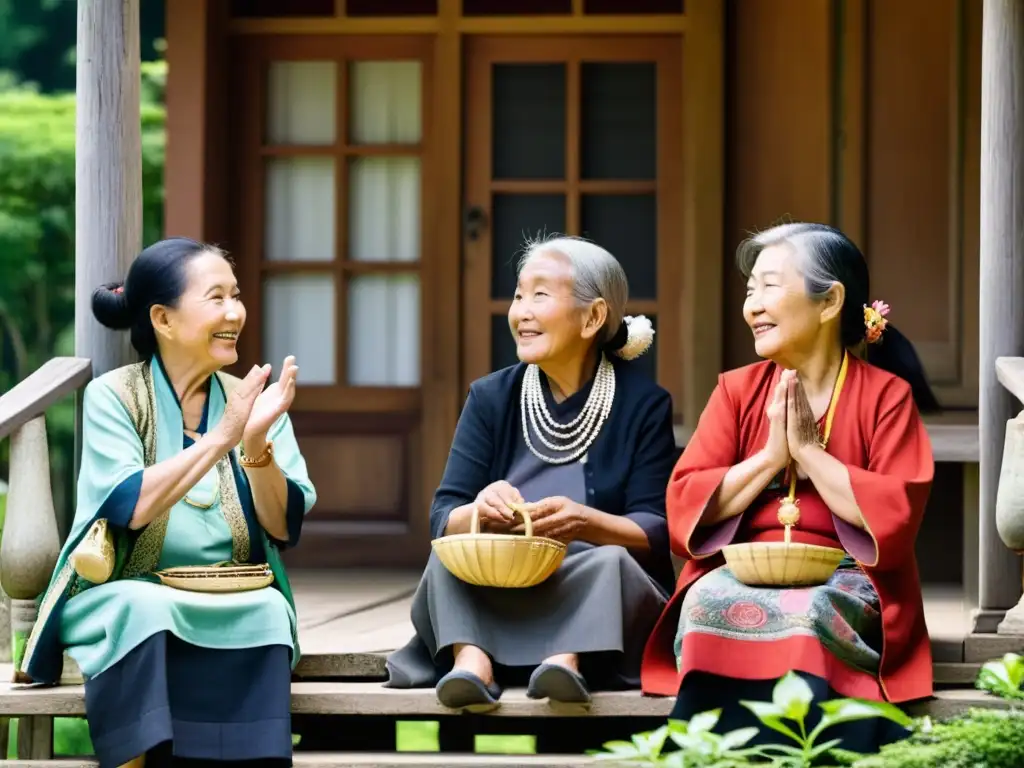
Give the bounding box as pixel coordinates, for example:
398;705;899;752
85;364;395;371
723;0;833;370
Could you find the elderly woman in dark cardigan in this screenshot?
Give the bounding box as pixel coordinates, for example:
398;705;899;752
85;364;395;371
385;235;678;712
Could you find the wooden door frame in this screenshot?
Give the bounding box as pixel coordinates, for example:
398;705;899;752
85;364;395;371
461;34;685;414
227;33;439;567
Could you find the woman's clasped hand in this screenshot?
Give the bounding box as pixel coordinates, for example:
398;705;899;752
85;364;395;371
763;369;825;478
509;496;589;542
469;480;589;543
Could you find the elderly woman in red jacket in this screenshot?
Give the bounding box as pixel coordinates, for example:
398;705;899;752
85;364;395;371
642;223;937;752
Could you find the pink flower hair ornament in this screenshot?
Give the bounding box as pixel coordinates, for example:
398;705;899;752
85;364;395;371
863;300;890;344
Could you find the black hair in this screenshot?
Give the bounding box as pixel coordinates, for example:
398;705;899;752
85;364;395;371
737;222;941;413
603;319;629;352
91;237;227;359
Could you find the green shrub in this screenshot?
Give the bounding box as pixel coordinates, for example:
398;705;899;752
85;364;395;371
0;64;165;523
836;709;1024;768
588;656;1024;767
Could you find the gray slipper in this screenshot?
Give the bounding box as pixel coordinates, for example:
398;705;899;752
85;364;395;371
527;663;592;713
435;669;502;713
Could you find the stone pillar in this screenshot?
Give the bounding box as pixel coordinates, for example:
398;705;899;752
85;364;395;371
0;418;61;674
74;0;142;373
977;0;1024;629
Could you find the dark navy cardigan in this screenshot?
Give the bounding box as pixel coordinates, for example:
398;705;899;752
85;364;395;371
430;358;679;595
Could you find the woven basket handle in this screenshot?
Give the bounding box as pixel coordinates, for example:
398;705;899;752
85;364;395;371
470;502;533;536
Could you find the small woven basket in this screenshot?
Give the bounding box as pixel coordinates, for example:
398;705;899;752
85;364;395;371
431;504;567;588
154;563;275;593
722;541;845;587
70;519;116;584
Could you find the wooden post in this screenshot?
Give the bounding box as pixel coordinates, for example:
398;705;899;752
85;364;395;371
681;0;725;424
0;418;61;672
74;0;142;374
978;0;1024;631
71;0;141;546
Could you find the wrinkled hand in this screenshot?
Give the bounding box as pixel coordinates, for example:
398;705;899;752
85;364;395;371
215;364;271;447
473;480;522;531
512;495;589;543
786;374;820;460
243;356;298;444
764;374;791;471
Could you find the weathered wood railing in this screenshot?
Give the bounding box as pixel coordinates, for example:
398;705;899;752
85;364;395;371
0;357;92;759
994;356;1024;634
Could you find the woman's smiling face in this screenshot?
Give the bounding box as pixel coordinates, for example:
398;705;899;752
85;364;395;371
743;243;830;362
508;250;598;367
156;251;246;368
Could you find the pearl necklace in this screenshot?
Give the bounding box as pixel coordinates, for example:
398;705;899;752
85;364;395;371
520;354;616;465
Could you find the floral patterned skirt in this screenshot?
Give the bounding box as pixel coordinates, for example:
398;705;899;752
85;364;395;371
673;557;885;700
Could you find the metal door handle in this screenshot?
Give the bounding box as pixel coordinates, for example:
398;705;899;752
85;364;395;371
464;205;488;241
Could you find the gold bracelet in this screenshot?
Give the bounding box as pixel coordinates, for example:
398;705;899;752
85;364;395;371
240;440;274;468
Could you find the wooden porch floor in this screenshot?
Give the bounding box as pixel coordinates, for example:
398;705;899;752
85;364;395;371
288;570;1001;683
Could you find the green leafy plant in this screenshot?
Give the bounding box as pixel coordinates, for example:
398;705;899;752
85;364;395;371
834;708;1024;768
738;672;911;766
588;672;909;767
975;652;1024;701
588;709;760;766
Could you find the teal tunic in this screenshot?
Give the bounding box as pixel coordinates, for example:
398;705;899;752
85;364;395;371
20;357;317;684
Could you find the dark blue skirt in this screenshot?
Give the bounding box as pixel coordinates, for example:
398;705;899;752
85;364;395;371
83;631;292;767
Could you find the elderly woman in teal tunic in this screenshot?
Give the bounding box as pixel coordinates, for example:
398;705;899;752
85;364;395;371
18;237;316;768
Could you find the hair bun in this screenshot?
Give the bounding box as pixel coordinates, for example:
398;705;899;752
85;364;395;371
91;281;133;330
611;315;655;361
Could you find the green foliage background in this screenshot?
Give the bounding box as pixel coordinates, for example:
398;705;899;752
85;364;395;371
0;60;167;528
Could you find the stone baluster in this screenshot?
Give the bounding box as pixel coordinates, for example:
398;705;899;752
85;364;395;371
995;357;1024;634
0;417;61;675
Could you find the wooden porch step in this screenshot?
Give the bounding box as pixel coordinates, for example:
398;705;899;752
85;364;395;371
0;756;591;768
296;653;993;686
0;681;1009;721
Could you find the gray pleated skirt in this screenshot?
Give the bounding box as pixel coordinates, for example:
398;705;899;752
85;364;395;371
384;542;668;690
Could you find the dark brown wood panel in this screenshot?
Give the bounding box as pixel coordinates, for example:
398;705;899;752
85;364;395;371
722;0;980;409
722;0;833;370
860;0;979;407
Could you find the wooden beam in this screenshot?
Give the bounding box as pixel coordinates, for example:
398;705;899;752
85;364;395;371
978;0;1024;622
165;0;228;244
418;0;463;563
0;359;92;441
227;15;687;35
74;0;142;374
681;0;725;424
0;675;1007;721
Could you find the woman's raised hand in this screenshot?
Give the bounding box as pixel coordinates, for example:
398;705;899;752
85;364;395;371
764;373;790;470
214;364;271;448
243;356;299;445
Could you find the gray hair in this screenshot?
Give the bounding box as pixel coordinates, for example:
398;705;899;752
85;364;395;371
736;221;871;348
517;234;629;345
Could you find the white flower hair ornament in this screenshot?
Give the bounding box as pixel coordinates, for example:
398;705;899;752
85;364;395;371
612;315;655;361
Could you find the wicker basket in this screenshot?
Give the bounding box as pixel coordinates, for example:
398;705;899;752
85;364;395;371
431;504;567;588
722;541;845;587
154;563;275;593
